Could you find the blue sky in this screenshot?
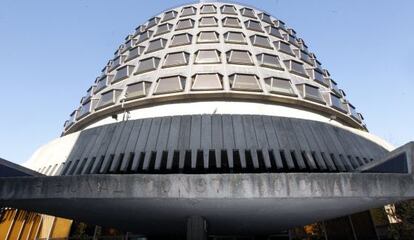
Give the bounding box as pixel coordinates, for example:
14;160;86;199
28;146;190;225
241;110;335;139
0;0;413;164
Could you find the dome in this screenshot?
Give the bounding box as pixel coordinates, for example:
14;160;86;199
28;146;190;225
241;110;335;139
63;1;365;135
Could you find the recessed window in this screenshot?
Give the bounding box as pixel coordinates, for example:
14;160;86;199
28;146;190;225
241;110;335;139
122;38;136;52
222;17;241;28
65;110;77;129
256;53;284;70
245;20;263;32
170;33;192;47
313;58;323;71
146;17;160;29
154;75;186;95
264;77;296;96
275;41;295;56
284;60;309;78
200;4;216;14
134;25;146;36
163;52;190;68
155;23;173;36
137;30;153;43
77;100;95;119
229;74;262;92
298;38;309;52
330;79;341;96
113;65;134;83
285;34;299;47
258;13;273;24
181;6;197;17
95;89;122;110
135;57;161;74
296;84;325;103
109;55;126;72
126;46;145;61
265;26;283;39
226;50;254;65
221;5;237;15
192;73;223;90
197;31;219;43
199;17;218;27
82;86;94;103
297;50;313;65
274;20;286;30
309;69;329;86
330;93;348;113
146;38;168;53
162;10;177;22
195;49;221;64
348;103;361;122
94;75;111;94
125;81;152;100
224;31;246;44
240;8;256;18
176;18;195;30
250;35;273;49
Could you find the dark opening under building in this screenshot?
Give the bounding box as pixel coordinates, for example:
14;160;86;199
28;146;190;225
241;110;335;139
0;1;413;240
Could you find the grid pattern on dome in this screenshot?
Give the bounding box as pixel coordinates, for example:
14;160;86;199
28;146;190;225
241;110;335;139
64;2;364;133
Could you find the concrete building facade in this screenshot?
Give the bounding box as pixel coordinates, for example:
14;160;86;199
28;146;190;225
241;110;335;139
0;1;413;239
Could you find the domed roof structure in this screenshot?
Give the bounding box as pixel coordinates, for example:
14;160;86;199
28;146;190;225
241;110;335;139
63;1;365;135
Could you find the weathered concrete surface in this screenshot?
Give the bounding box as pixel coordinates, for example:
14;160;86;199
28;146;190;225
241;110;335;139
1;173;414;234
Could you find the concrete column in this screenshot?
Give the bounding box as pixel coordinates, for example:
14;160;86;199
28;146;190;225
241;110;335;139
186;216;207;240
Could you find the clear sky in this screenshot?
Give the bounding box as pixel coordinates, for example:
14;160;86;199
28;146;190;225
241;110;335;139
0;0;413;164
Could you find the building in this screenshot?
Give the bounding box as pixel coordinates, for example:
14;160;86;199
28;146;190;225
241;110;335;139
0;1;413;239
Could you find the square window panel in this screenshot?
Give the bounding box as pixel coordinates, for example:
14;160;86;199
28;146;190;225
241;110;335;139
113;65;134;83
170;33;192;47
297;84;325;103
224;31;246;44
348;103;361;122
146;17;160;29
127;46;145;61
221;5;237;15
265;26;283;39
330;93;348;113
125;81;152;100
264;77;296;96
250;35;273;49
222;17;241;28
176;19;195;30
155;23;173;36
229;74;262;92
285;60;308;78
77;101;92;119
226;50;253;65
192;73;223;90
162;10;177;22
299;50;313;65
330;80;341;96
109;55;125;72
135;57;160;74
200;4;216;14
199;17;218;27
94;76;110;94
276;41;295;56
146;38;167;53
197;31;219;43
240;8;256;18
96;90;121;110
245;20;263;32
163;52;190;68
310;69;329;86
195;50;221;64
154;76;186;95
257;53;284;70
137;30;153;43
181;6;197;17
122;39;136;52
258;13;273;24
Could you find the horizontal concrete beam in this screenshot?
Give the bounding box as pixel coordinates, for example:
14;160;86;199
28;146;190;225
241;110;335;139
0;173;413;234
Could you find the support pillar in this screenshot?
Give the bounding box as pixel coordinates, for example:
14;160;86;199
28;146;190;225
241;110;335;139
186;216;207;240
